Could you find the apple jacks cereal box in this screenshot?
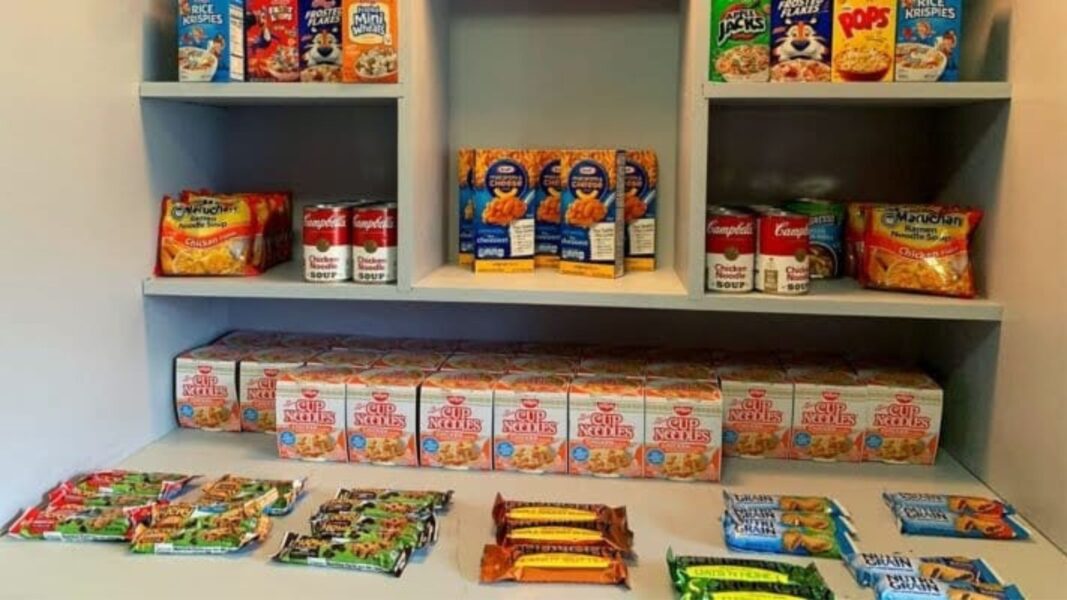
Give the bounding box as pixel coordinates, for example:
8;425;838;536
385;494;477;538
473;150;539;273
897;0;962;82
643;379;723;482
419;371;496;470
176;345;246;432
299;0;344;82
458;149;476;267
720;363;793;459
560;150;627;279
493;373;570;474
534;151;563;268
710;0;772;83
788;367;868;462
342;0;398;83
771;0;833;82
347;368;424;466
832;0;897;82
860;367;942;465
568;376;644;478
276;366;355;463
178;0;246;83
239;347;320;433
623;150;658;272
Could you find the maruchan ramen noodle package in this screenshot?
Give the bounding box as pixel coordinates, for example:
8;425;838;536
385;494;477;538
832;0;898;82
246;0;300;82
710;0;772;82
493;373;570;474
623;150;657;272
458;149;476;266
418;371;496;470
897;0;963;82
158;193;256;276
643;378;723;482
473;149;539;273
534;151;563;268
346;368;423;466
239;347;319;433
861;367;943;465
770;0;833;82
567;376;644;478
560;150;627;279
862;204;982;298
342;0;399;83
299;0;344;82
275;366;354;463
175;345;245;432
177;0;246;83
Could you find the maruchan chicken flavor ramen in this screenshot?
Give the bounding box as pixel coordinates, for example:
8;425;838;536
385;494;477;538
158;193;257;276
473;149;539;273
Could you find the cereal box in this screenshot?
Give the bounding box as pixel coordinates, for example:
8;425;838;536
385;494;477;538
311;348;381;368
534;151;563;268
507;355;578;376
788;367;868;462
418;371;496;470
440;353;510;374
719;363;793;459
567;376;644;478
341;0;399;84
624;150;658;272
860;368;942;465
643;378;723;482
178;0;246;82
710;0;772;82
175;345;246;432
832;0;898;82
493;373;570;474
473;149;538;273
374;350;447;371
246;0;301;82
458;149;476;267
770;0;833;82
645;361;717;381
578;357;646;378
560;150;626;278
897;0;962;82
346;368;424;466
275;366;354;462
239;347;320;433
299;0;344;82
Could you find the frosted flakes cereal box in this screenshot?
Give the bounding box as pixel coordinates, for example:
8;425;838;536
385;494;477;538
770;0;833;82
311;348;381;368
347;368;424;466
568;376;644;478
247;0;300;82
645;361;717;381
897;0;962;82
440;353;510;374
493;373;570;474
178;0;246;83
299;0;343;82
342;0;398;83
374;350;447;371
643;378;723;482
275;366;355;462
710;0;772;83
458;149;476;267
215;329;280;347
239;347;320;433
719;362;793;459
788;367;868;462
474;149;539;273
175;345;246;432
860;368;942;465
578;357;646;378
623;150;658;272
508;355;578;376
560;150;626;278
419;371;496;470
534;150;563;268
832;0;897;82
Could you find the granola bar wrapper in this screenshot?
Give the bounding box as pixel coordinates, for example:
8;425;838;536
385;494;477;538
722;515;857;559
893;506;1030;541
875;575;1025;600
45;486;160;509
883;492;1015;516
196;475;306;516
480;544;629;587
680;578;835;600
724;491;849;517
727;507;856;537
848;553;1002;588
272;532;412;577
491;494;631;533
130;502;272;554
317;492;435;521
336;488;453;513
496;520;634;556
310;511;437;549
667;548;829;593
7;503;153;542
64;470;196;501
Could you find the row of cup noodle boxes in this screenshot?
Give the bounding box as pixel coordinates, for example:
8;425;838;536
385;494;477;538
457;149;658;278
175;333;944;482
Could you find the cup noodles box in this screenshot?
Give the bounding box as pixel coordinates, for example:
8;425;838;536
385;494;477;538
275;366;355;462
299;0;344;82
246;0;301;82
342;0;399;84
456;339;520;354
719;362;793;459
177;0;246;83
374;351;447;371
788;367;868;462
334;335;397;352
215;330;281;347
440;353;510;374
311;348;382;368
623;150;658;272
770;0;833;82
832;0;898;82
578;357;646;378
568;376;644;478
860;368;943;465
645;361;717;381
238;347;321;433
493;373;570;474
458;149;476;267
560;150;626;279
346;368;424;466
473;149;539;274
418;371;496;470
897;0;962;82
534;150;563;268
276;332;342;349
643;378;723;482
710;0;772;83
175;345;246;432
507;355;578;376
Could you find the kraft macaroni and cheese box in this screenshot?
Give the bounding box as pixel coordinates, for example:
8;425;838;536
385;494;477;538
419;371;496;470
474;149;538;273
771;0;834;82
177;0;246;82
643;378;723;482
493;373;570;474
458;149;476;267
534;151;563;268
832;0;898;82
559;150;626;279
346;368;423;466
860;367;942;465
897;0;962;82
299;0;344;82
624;150;658;272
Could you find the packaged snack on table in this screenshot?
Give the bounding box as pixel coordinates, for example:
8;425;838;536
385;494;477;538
310;511;435;549
883;492;1015;516
496;519;634;556
847;553;1000;588
667;548;829;592
680;578;834;600
196;475;305;516
727;508;855;535
65;470;196;501
723;515;857;559
492;494;631;532
8;503;153;542
480;544;629;587
44;487;158;509
724;491;849;517
892;506;1030;541
130;504;271;555
875;575;1024;600
336;488;453;513
273;532;411;576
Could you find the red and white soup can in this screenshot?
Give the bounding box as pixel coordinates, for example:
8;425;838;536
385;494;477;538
757;210;810;295
353;202;398;284
706;206;756;293
303;204;352;282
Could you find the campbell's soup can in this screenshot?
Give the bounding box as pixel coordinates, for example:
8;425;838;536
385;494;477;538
706;206;756;293
757;210;810;295
303;204;352;282
353;203;398;284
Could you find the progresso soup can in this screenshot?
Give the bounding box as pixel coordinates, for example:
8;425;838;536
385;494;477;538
784;198;845;279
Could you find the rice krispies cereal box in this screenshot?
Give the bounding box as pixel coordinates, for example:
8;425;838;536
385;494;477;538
770;0;834;82
719;363;794;459
246;0;301;82
439;353;510;374
623;150;658;272
493;373;570;474
860;367;942;465
507;355;578;376
897;0;962;82
458;149;476;267
788;367;868;462
643;378;723;482
419;371;496;470
710;0;772;83
473;149;539;273
178;0;246;83
275;366;354;462
175;345;246;432
239;347;320;433
342;0;398;84
346;368;424;466
560;150;626;278
832;0;898;82
299;0;344;82
534;151;563;268
567;376;644;478
311;348;382;368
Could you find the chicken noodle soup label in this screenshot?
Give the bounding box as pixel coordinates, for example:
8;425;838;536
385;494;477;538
643;379;723;482
493;374;569;474
347;368;423;466
474;150;538;273
710;0;772;82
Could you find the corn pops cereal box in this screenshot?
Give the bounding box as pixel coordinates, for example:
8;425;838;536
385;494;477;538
623;150;658;272
175;345;246;432
341;0;398;83
567;376;644;478
832;0;897;82
239;347;320;433
788;366;868;462
458;149;476;267
860;367;942;465
560;150;626;278
897;0;962;82
276;366;355;463
419;371;496;470
534;150;563;268
719;362;793;459
346;368;424;466
643;378;723;482
473;149;538;273
493;373;570;474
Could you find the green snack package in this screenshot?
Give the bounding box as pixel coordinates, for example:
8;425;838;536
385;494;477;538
310;511;435;550
129;503;271;555
336;488;453;512
67;470;195;500
710;0;772;83
273;532;411;577
7;503;153;542
667;548;830;592
196;475;305;516
681;578;835;600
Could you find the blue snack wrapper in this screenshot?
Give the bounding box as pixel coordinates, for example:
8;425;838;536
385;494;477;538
894;505;1030;541
875;575;1024;600
724;491;849;517
723;514;856;559
883;492;1015;516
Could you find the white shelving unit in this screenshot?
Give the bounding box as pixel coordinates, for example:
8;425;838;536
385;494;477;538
139;82;404;105
703;82;1013;106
